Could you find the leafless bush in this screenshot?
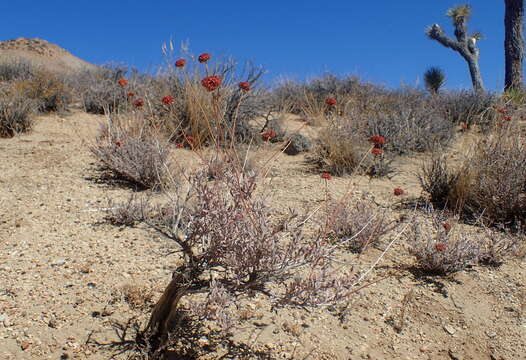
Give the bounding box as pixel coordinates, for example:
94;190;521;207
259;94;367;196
0;59;34;81
123;156;364;358
406;219;482;274
478;229;525;266
436;90;498;130
90;120;172;190
366;91;455;155
0;94;37;137
325;198;398;253
419;125;526;231
13;71;72;112
105;195;148;226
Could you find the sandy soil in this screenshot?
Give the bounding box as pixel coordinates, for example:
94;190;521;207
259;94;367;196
1;111;525;360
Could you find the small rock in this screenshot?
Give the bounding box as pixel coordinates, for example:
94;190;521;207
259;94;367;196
20;341;30;350
52;259;67;267
48;318;58;328
420;345;430;353
197;336;209;347
448;349;463;360
486;330;497;338
443;324;456;335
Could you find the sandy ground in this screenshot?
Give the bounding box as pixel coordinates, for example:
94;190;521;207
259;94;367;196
1;111;525;360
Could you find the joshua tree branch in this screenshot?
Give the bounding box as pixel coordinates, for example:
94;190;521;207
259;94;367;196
427;25;463;52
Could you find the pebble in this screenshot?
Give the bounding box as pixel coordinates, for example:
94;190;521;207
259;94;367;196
443;324;456;335
486;330;497;338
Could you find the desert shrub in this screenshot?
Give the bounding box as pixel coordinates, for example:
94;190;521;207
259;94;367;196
0;59;34;82
419;126;526;231
326;198;398;253
105;195;148;226
90;119;172;190
110;155;368;358
0;94;37;137
366;91;455;154
283;133;311;155
72;64;130;114
436;90;498;130
406;219;482;274
13;71;71;112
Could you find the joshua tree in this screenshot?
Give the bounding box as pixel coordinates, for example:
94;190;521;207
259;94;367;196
504;0;525;91
426;4;484;92
424;67;446;94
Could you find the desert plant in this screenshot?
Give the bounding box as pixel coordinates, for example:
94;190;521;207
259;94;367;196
424;67;446;94
90;120;172;190
0;94;37;137
419;126;526;231
426;4;484;92
436;90;498;129
13;71;71;112
407;219;482;274
0;59;34;82
325;199;398;253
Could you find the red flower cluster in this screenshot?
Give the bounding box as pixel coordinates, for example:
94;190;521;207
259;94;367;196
371;148;383;156
127;91;135;98
369;135;386;146
504;115;512;121
185;135;195;145
435;243;446;252
175;59;186;68
201;75;222;92
118;78;128;87
238;81;251;91
133;98;144;108
460;122;468;130
442;222;452;233
321;173;332;180
115;140;123;147
175;143;184;148
497;107;508;115
198;53;211;63
261;129;276;142
162;95;175;105
325;97;337;106
393;188;404;196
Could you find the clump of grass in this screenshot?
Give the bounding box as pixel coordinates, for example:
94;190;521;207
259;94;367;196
436;90;498;130
419;123;526;232
0;94;37;137
0;59;34;81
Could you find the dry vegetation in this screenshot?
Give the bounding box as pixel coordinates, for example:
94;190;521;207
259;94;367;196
1;41;525;360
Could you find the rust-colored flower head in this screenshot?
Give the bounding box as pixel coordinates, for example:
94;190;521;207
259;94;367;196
435;243;446;252
162;95;175;105
201;75;222;92
504;115;512;121
185;135;194;144
442;222;452;233
175;59;186;68
369;135;386;146
393;188;404;196
115;140;123;147
371;147;383;156
133;98;144;108
175;143;184;148
498;108;508;115
460;122;468;130
261;129;277;142
198;53;211;63
127;91;135;98
238;81;251;91
325;97;337;106
118;78;128;87
321;172;332;180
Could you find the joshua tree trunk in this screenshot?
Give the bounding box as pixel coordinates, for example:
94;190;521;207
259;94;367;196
427;5;485;92
504;0;525;91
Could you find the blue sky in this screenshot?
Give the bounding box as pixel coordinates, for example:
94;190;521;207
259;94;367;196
0;1;511;90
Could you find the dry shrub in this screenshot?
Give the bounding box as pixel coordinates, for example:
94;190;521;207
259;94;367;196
119;284;154;310
326;198;398;253
90;117;172;190
419;124;526;231
125;155;365;357
12;71;71;112
406;218;482;274
105;195;147;226
0;59;34;81
0;93;37;137
436;90;498;130
73;64;130;114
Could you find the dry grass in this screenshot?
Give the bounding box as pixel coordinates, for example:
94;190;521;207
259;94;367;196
0;92;37;137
